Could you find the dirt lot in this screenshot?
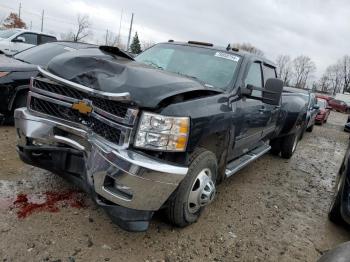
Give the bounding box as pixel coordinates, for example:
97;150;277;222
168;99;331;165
1;111;350;262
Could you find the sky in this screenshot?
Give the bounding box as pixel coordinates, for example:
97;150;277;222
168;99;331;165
0;0;349;79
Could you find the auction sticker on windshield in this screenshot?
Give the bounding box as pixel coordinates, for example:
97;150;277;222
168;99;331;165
214;52;240;62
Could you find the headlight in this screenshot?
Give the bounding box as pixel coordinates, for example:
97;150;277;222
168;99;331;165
134;112;190;152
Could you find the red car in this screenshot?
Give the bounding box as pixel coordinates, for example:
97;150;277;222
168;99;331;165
315;98;331;124
316;94;333;102
328;99;348;113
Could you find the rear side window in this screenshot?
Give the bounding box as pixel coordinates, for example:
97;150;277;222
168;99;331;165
17;33;38;45
40;35;57;44
263;65;277;84
245;62;263;97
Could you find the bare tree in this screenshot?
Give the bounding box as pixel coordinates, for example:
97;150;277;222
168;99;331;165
73;15;91;42
292;55;316;89
276;55;292;85
318;75;331;93
141;40;155;51
319;64;343;95
232;43;264;57
61;15;91;42
103;30;118;46
339;55;350;93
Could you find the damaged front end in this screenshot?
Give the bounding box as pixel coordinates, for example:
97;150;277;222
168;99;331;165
15;67;188;232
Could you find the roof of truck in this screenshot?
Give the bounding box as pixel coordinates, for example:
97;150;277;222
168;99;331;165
160;41;276;67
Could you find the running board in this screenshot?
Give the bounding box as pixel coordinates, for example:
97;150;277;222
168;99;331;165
225;143;271;178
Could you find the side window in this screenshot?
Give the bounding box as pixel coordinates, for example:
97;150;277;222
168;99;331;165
245;62;263;97
17;33;38;45
40;35;56;44
263;65;277;85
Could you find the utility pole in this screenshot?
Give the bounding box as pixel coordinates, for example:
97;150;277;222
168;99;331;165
105;29;108;45
117;9;123;46
18;3;21;19
126;13;134;51
41;10;44;32
30;21;32;30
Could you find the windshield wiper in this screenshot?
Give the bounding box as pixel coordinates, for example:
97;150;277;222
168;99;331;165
173;72;224;91
143;60;164;70
14;57;29;64
174;71;207;85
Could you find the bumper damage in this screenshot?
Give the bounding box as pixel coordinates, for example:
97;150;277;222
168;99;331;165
15;108;188;231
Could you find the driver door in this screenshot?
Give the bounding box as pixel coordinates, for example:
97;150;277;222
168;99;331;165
231;61;266;159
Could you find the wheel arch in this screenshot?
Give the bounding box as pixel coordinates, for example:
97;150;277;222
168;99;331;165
8;85;29;111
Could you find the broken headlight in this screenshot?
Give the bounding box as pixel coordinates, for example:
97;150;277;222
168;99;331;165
134;112;190;152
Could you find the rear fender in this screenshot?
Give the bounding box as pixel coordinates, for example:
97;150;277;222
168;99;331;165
277;95;307;137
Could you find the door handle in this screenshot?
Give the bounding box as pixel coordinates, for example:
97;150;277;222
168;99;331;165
259;108;267;112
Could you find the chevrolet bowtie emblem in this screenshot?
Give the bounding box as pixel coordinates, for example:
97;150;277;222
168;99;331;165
71;99;93;115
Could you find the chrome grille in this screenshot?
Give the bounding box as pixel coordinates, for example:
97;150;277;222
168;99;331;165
33;77;131;119
28;73;137;148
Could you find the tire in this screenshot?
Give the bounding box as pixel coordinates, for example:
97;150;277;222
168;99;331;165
299;124;306;140
4;92;28;125
270;138;281;155
306;124;314;132
13;92;28;110
280;132;299;159
329;172;345;224
167;149;217;227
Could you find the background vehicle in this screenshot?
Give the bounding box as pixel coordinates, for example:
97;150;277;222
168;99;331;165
0;29;57;55
15;42;306;231
0;41;95;124
283;86;319;133
315;98;331;124
316;94;333;102
328;99;349;113
328;138;350;226
318;242;350;262
345;116;350;132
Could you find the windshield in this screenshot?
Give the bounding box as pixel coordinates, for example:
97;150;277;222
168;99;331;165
135;43;240;90
0;29;20;39
14;43;76;66
317;99;326;109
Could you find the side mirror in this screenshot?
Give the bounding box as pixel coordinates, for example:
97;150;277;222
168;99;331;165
12;37;25;43
262;78;283;105
313;104;320;110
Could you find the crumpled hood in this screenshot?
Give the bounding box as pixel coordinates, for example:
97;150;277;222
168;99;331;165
46;48;221;108
0;54;37;72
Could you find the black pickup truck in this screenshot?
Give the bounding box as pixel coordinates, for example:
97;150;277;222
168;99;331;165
15;41;306;231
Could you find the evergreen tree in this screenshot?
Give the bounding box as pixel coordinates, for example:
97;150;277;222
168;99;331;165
130;32;142;54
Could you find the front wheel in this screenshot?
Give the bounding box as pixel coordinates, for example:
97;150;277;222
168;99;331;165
329;171;345;224
306;124;314;132
280;132;299;159
167;149;217;227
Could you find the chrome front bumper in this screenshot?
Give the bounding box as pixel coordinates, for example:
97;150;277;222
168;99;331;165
15;108;188;211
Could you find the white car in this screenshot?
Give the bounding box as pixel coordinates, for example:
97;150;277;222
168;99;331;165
0;29;57;55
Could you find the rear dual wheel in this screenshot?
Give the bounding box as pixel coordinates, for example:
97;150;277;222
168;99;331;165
167;149;217;227
270;131;299;159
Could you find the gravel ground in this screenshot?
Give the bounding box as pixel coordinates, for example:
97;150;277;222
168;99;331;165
0;111;350;262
